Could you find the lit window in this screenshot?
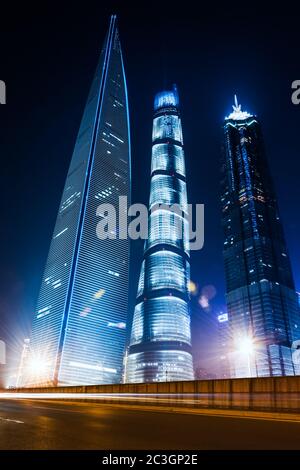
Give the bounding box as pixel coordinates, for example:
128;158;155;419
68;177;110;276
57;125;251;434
108;270;120;277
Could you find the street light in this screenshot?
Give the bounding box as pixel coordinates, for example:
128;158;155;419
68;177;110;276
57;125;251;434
27;356;47;377
236;336;254;355
235;336;255;377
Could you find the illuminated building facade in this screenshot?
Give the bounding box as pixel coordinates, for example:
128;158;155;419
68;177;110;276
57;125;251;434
125;86;194;383
26;16;131;386
221;96;300;377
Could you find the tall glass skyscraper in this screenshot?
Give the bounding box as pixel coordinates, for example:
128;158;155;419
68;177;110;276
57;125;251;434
125;86;194;383
26;16;131;386
221;96;299;377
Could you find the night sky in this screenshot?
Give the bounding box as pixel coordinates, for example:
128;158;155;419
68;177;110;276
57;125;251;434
0;3;299;379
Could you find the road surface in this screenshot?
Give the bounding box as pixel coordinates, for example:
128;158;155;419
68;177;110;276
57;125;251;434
1;398;300;449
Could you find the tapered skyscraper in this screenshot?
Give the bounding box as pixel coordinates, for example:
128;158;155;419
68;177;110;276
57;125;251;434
26;16;131;386
125;86;194;383
221;96;299;377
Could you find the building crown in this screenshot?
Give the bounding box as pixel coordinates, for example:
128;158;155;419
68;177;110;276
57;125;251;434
225;94;252;121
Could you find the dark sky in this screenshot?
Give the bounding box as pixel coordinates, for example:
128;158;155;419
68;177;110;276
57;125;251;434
0;3;299;378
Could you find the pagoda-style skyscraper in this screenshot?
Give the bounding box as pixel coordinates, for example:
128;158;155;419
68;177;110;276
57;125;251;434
125;86;194;383
221;96;300;377
25;16;131;386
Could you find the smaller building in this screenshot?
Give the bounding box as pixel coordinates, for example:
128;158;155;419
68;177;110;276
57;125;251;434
16;338;30;388
0;339;6;389
217;312;231;378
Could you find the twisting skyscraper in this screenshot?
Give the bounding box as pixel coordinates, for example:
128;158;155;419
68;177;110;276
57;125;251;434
26;16;131;386
125;86;194;383
221;96;300;377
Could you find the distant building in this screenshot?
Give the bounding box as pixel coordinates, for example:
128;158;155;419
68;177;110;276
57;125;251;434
0;367;4;390
0;339;6;389
221;96;300;377
125;86;194;383
217;312;231;378
16;338;30;388
25;16;131;386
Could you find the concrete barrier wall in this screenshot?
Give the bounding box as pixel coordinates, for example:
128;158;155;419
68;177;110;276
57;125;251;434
10;375;300;394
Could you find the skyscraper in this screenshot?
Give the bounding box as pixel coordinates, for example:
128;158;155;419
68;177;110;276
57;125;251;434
221;96;299;377
125;86;194;383
25;16;131;386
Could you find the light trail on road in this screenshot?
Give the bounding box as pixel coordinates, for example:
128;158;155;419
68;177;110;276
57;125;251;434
1;391;300;414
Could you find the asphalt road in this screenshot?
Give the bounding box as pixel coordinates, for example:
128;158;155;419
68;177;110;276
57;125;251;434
1;399;300;449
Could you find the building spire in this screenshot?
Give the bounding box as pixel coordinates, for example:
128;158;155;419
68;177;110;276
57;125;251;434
225;94;252;121
233;94;241;113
